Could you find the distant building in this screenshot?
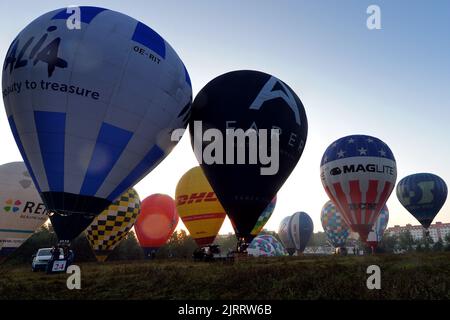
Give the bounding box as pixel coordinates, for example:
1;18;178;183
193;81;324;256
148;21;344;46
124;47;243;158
386;222;450;243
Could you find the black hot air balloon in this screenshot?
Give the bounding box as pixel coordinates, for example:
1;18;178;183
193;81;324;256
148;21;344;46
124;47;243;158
189;70;308;248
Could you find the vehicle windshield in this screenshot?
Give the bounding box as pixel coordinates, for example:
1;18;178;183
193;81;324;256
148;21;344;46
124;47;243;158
38;249;51;256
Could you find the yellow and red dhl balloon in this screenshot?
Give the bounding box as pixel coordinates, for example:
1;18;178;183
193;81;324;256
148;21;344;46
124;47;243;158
175;167;226;247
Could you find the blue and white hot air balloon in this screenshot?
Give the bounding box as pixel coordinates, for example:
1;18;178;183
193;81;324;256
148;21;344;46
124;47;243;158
278;216;296;255
397;173;447;230
289;212;314;254
2;7;192;241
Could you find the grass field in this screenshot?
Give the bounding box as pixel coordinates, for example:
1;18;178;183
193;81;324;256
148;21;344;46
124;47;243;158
1;253;449;300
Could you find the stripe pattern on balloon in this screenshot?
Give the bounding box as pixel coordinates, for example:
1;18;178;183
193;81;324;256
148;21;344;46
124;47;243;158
2;6;192;217
320;135;397;240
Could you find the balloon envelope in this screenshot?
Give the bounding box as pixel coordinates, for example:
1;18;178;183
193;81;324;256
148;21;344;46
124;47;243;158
134;194;178;257
250;197;277;237
2;7;192;239
49;213;95;242
175;166;226;247
320;135;397;241
189;70;307;241
86;188;141;262
247;237;277;257
278;216;296;255
289;212;314;253
396;173;447;229
0;162;49;261
320;200;350;248
365;205;389;249
256;234;286;256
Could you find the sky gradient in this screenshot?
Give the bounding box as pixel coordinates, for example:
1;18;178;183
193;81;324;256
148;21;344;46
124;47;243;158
1;0;449;235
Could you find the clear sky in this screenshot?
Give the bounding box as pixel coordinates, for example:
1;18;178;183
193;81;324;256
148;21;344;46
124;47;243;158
1;0;449;235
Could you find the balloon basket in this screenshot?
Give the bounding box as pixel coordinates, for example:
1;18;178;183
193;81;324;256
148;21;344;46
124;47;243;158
193;245;235;263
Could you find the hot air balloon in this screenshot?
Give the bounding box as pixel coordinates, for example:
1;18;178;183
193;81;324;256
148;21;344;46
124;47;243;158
257;234;286;256
2;7;192;242
320;200;350;250
247;236;277;257
189;70;308;247
135;194;178;258
289;212;314;254
320;135;397;241
175;167;226;247
365;205;389;250
396;173;447;229
85;188;140;262
250;197;277;237
278;216;296;256
0;162;49;263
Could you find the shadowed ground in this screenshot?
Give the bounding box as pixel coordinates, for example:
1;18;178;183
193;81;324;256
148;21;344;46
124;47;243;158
0;253;449;300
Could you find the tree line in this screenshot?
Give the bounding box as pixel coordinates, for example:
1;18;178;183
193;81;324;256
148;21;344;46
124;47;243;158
4;226;450;265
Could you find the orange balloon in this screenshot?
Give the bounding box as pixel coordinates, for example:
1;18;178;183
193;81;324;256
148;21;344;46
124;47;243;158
134;194;178;257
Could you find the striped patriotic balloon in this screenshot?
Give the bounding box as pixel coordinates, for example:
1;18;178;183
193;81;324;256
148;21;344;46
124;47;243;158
320;135;396;241
320;200;350;248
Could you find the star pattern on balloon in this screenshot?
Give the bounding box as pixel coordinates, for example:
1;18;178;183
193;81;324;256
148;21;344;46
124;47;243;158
321;135;395;165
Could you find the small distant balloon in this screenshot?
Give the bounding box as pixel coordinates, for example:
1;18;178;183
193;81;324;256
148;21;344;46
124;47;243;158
320;200;350;249
397;173;447;229
256;234;286;256
278;216;296;256
289;212;314;253
247;235;285;257
365;205;389;249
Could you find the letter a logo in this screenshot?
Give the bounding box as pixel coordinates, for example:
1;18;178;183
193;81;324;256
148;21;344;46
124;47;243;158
249;77;301;126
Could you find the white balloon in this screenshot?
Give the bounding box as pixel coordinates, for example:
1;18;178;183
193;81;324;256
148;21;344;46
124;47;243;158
2;7;192;217
0;162;49;260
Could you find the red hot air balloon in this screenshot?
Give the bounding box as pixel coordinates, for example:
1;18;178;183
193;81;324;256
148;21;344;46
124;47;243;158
134;194;178;258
